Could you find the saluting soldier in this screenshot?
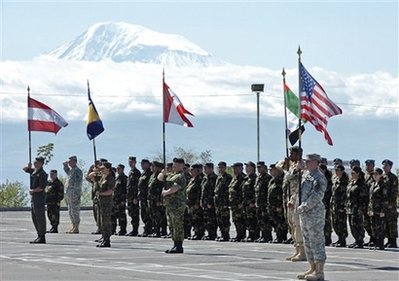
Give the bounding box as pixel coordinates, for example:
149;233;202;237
228;162;246;242
126;156;141;236
382;159;398;248
112;164;127;236
138;159;152;237
147;161;165;237
255;161;272;243
201;163;218;240
242;161;258;242
186;164;204;240
214;161;233;242
45;170;64;233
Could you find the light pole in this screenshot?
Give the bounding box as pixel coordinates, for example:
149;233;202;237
251;84;264;162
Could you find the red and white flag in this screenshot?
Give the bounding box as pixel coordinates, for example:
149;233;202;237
163;82;194;127
28;96;68;134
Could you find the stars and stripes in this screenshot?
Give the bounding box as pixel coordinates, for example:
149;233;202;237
299;62;342;145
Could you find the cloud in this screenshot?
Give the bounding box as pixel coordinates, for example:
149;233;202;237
0;56;397;123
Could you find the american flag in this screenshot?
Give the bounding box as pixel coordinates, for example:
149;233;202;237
299;62;342;145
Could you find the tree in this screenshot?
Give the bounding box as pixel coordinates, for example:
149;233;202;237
153;147;212;165
0;180;28;207
37;143;54;165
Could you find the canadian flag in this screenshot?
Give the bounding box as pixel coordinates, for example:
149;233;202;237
28;97;68;134
163;82;194;127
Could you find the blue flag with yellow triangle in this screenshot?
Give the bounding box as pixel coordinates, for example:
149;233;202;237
86;81;104;140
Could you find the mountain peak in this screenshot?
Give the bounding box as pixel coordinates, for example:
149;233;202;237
47;21;223;67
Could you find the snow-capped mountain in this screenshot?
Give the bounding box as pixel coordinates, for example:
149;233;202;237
47;22;224;67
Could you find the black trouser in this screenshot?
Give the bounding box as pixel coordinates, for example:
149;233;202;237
31;192;46;237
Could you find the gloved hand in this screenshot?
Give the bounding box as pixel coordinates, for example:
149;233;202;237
296;205;306;214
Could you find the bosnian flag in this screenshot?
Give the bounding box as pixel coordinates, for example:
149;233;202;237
163;82;194;127
28;97;68;134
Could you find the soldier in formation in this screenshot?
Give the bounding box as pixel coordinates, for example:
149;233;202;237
214;161;232;242
126;156;141;236
45;169;64;233
112;164;127;235
186;164;204;240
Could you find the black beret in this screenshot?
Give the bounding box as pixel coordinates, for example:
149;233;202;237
191;164;202;169
365;159;375;165
50;169;57;173
128;156;136;161
218;161;227;167
173;158;185;164
35;156;45;163
117;164;125;169
257;161;266;167
232;162;243;168
334;165;345;171
349;159;360;166
152;161;163;168
141;159;150;164
290;146;303;153
382;159;393;166
100;162;112;170
245;161;256;168
333;158;342;163
374;168;383;175
99;158;108;163
205;163;214;168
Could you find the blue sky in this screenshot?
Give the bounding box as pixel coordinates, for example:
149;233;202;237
1;0;398;186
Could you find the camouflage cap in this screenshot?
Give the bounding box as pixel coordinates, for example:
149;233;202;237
68;155;77;161
99;162;112;170
99;158;108;163
245;161;256;168
50;169;57;174
374;168;383;175
333;158;343;164
231;162;243;168
204;162;214;168
257;161;266;167
173;158;185;164
35;156;45;163
305;153;321;163
141;159;150;164
117;164;125;169
349;159;360;166
334;165;345;171
128;156;136;162
191;163;202;169
218;161;227;167
365;159;375;165
289;146;303;153
382;159;393;166
152;161;163;168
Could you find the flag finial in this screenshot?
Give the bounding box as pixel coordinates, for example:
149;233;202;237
27;85;30;94
281;68;286;77
297;45;302;58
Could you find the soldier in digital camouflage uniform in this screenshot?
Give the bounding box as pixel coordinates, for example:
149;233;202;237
45;170;64;233
147;161;165;237
214;161;232;242
23;156;48;244
159;157;187;253
254;161;272;243
186;164;204;240
363;159;375;246
242;161;258;242
319;164;333;246
201;163;218;240
228;162;246;242
296;154;327;281
126;156;141;236
112;164;127;235
368;168;387;250
138;159;152;236
382;159;398;248
331;165;348;247
346;166;368;249
267;162;288;244
63;155;83;234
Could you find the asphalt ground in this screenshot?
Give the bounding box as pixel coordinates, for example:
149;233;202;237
1;210;398;281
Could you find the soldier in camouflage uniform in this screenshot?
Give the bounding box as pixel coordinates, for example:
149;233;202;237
45;170;64;233
346;166;368;248
112;164;127;235
147;161;165;237
23;156;48;244
126;156;141;236
382;159;398;248
368;168;387;250
201;163;218;240
159;157;187;254
319;164;333;246
138;159;152;236
296;154;327;281
214;161;232;242
267;162;288;243
363;159;375;246
229;162;246;242
63;155;83;234
186;164;204;240
254;161;272;243
331;165;349;247
242;161;258;242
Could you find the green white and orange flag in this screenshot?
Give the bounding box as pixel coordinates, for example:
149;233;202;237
284;82;305;145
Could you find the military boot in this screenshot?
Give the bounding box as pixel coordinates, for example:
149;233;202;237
97;239;111;248
286;245;299;261
167;241;183;254
334;236;346;247
30;236;46;244
296;261;316;279
305;261;324;281
291;245;307;262
165;241;177;253
66;224;79;234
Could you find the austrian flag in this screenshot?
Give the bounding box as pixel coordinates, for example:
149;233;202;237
28;97;68;134
163;82;194;127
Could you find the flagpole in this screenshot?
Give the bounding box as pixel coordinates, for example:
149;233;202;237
162;69;166;168
282;68;289;158
297;46;302;205
87;80;98;163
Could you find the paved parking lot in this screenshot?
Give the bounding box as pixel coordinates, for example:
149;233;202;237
1;210;398;281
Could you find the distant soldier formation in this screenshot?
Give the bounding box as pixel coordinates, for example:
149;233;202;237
23;151;398;256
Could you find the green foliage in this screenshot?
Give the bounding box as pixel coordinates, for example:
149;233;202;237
153;147;213;165
0;180;28;207
37;143;54;165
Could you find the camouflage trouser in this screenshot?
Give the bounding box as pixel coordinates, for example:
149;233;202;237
348;212;365;243
385;205;398;239
231;205;246;238
332;210;347;238
324;208;332;241
46;204;60;226
188;205;204;236
268;209;288;241
112;200;127;232
166;205;186;241
371;214;385;246
300;208;326;262
99;196;113;240
203;205;217;237
66;193;81;225
363;211;373;238
287;206;303;245
215;206;231;236
31;192;46;237
140;200;152;233
148;201;165;232
244;205;258;237
256;206;271;233
93;198;101;229
127;199;140;229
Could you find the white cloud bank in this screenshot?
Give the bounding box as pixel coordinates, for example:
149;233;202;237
1;56;398;123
